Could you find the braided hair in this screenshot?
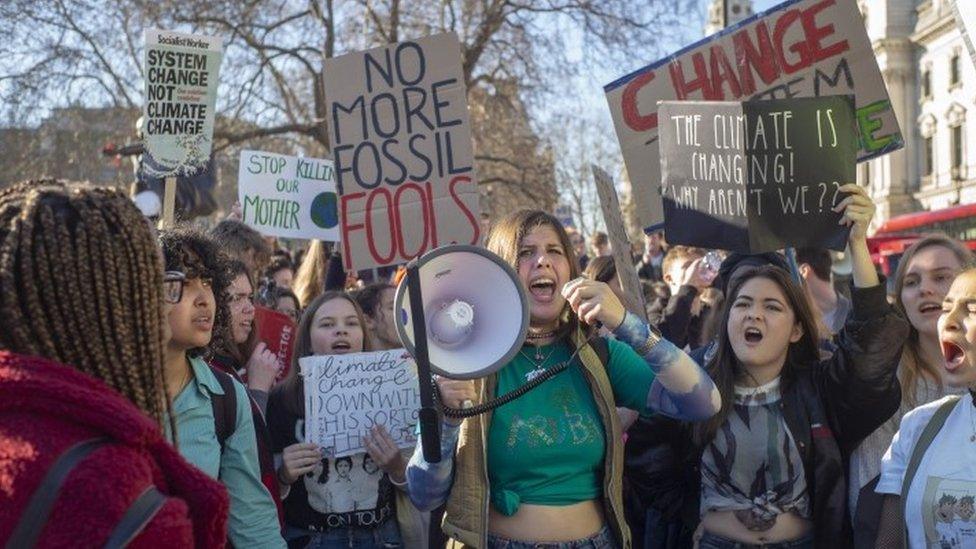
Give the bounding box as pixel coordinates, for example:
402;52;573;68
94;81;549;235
0;179;170;427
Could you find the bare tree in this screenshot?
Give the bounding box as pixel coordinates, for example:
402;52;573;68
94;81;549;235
0;0;696;205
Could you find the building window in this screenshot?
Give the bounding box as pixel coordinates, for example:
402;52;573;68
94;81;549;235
864;160;871;186
952;124;964;179
951;53;961;86
922;69;931;99
924;135;934;177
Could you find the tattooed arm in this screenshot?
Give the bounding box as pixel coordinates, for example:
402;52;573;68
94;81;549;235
563;278;720;421
613;311;722;420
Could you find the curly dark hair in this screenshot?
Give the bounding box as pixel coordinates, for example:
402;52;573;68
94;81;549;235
159;226;232;358
211;259;257;365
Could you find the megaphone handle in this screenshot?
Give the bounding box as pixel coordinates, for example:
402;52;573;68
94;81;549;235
407;262;442;463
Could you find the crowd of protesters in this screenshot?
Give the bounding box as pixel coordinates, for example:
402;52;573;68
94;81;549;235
3;178;976;549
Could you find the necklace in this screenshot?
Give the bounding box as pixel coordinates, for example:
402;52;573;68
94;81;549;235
526;330;556;340
519;344;558;381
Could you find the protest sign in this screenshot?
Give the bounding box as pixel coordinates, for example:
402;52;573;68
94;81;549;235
323;32;481;271
142;29;222;178
302;350;420;458
254;306;296;381
237;151;341;241
951;0;976;69
605;0;902;230
659;96;856;253
591;166;648;322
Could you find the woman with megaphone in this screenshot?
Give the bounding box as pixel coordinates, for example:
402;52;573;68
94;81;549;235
406;209;722;548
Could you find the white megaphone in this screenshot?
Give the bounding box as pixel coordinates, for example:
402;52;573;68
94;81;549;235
394;244;529;379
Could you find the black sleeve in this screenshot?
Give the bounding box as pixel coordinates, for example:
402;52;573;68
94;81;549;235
324;252;346;292
649;285;699;349
817;281;908;453
265;386;298;453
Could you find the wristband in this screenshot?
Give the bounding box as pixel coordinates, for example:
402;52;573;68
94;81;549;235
390;475;408;487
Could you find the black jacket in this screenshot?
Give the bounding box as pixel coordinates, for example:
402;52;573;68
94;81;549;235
623;282;908;549
647;285;707;350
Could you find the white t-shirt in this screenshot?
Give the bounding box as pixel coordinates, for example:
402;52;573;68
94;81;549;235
877;396;976;548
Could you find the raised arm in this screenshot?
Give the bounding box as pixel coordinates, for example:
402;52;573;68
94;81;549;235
563;278;721;421
613;311;721;420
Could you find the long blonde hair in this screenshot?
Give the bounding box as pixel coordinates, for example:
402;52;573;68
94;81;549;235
293;240;330;308
893;234;975;406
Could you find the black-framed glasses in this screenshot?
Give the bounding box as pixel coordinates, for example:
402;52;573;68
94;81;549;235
164;271;186;304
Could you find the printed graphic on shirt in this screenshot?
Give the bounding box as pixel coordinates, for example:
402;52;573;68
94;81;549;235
922;476;976;548
504;386;602;449
281;418;393;531
304;453;384;514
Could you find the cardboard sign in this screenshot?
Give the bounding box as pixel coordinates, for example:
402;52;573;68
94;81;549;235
659;96;856;253
323;33;481;271
605;0;902;230
591;166;648;321
254;306;296;381
237;151;341;241
142;29;222;177
301;350;420;458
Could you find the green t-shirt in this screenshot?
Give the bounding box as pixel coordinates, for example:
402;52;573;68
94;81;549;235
485;337;655;515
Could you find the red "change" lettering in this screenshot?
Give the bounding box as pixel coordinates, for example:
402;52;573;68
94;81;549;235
620;0;849;132
340;175;480;270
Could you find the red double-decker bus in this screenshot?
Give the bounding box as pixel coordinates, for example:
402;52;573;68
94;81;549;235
868;203;976;275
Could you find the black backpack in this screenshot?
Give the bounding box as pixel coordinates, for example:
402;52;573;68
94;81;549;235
208;366;238;455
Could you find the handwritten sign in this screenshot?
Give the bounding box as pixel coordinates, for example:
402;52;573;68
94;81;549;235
659;96;856;253
142;29;222;177
605;0;901;229
301;350;420;458
324;32;481;271
237;150;341;241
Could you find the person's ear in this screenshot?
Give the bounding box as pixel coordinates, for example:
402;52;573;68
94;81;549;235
798;264;811;279
789;322;804;343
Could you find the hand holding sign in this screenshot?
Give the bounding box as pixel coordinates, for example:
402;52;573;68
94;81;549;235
278;442;323;485
362;425;407;480
833;183;876;242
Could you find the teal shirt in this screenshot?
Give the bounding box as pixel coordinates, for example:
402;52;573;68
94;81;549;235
485;338;654;515
170;357;286;548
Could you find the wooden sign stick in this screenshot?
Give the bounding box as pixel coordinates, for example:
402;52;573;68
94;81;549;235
158;176;176;230
591;164;648;323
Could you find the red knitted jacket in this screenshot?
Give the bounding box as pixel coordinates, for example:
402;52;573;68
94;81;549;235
0;351;230;548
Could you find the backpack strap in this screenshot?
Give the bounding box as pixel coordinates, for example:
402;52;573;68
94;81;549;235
6;437;110;549
901;395;961;546
102;487;167;549
208;366;238;455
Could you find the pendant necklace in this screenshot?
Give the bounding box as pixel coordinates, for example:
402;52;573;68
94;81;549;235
519;344;558;382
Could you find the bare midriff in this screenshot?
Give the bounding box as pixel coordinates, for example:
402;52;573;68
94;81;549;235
701;511;812;544
488;500;605;542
